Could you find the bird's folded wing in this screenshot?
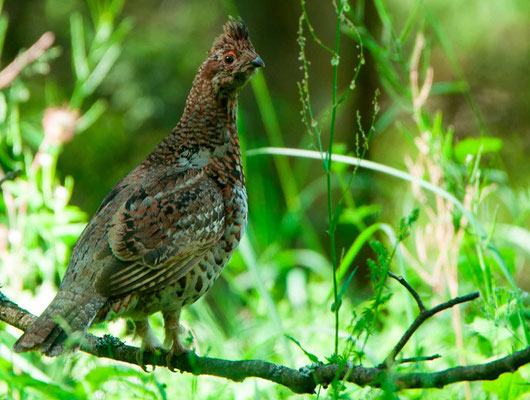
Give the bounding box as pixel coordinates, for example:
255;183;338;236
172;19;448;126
95;172;225;297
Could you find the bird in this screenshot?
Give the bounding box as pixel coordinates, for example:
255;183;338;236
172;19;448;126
14;17;264;369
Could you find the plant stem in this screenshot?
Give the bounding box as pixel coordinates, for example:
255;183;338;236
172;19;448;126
328;0;342;356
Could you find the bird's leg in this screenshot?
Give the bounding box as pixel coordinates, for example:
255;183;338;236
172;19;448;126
162;309;190;371
134;319;163;372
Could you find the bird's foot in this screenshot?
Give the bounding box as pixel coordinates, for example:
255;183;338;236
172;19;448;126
162;311;194;371
136;342;164;373
134;319;163;372
165;336;191;372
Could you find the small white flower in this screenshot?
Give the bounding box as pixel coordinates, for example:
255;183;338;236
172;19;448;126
42;106;79;145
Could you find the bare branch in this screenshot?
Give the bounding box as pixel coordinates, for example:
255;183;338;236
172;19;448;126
392;347;530;388
0;32;55;89
1;290;528;394
388;271;425;311
381;291;480;368
399;354;441;364
315;347;530;390
0;169;22;187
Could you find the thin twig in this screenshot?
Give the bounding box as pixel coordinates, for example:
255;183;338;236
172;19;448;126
300;0;334;54
0;169;22;187
0;32;55;89
1;291;528;393
381;292;480;368
388;271;426;312
399;354;441;364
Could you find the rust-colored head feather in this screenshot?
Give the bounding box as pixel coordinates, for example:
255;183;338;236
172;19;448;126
201;17;264;95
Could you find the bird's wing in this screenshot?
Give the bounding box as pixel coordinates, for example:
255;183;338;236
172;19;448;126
95;170;225;297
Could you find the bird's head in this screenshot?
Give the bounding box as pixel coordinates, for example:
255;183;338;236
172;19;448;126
201;17;264;96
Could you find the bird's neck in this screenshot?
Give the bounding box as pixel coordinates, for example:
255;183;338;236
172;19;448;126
177;75;238;147
153;75;244;186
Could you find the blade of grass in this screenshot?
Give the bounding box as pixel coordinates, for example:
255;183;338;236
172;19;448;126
71;13;89;81
238;234;294;364
336;222;394;283
399;0;423;43
0;14;8;59
251;72;300;209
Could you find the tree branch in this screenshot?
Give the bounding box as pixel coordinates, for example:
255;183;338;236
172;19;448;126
388;271;425;312
0;32;55;89
383;271;480;368
399;354;441;364
0;169;22;187
1;291;528;393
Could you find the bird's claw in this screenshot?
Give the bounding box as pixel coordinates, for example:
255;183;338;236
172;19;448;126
134;319;164;372
166;352;176;372
136;346;160;372
166;340;190;372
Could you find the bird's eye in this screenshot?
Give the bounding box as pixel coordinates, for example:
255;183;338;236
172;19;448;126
223;51;236;64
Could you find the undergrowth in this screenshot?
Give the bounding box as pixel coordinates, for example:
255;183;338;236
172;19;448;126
0;0;528;399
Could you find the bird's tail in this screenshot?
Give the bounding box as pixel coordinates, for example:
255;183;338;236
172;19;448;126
13;290;106;356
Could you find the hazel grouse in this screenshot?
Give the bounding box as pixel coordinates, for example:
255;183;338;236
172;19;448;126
14;18;263;369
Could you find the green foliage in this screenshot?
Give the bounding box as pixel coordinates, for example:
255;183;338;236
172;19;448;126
453;137;504;164
482;371;529;400
286;335;320;364
0;0;528;399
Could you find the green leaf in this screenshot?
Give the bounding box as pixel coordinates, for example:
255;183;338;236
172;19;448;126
75;99;107;134
430;80;468;95
398;207;419;240
369;240;388;261
84;365;145;391
331;267;358;312
285;335;320;363
482;371;530;400
339;205;382;226
70;13;89;81
0;14;8;59
81;43;121;97
331;200;344;233
454;136;503;163
335;222;393;286
0;371;84;399
0;91;6;122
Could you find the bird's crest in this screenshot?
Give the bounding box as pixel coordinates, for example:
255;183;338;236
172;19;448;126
224;16;248;41
211;16;250;51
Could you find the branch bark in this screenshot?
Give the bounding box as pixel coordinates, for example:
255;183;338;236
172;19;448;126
0;32;55;89
1;291;528;394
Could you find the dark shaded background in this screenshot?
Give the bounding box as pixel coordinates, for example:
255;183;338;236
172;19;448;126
4;0;528;216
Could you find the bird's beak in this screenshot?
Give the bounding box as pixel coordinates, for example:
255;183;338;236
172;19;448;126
250;56;265;68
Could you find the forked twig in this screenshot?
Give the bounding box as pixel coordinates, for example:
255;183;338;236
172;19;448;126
382;271;479;368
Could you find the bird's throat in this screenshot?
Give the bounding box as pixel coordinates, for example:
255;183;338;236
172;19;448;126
179;77;239;146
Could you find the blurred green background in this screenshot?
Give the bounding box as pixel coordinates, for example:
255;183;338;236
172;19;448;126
0;0;528;399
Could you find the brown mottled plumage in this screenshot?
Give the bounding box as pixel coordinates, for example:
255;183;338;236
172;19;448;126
14;18;263;366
